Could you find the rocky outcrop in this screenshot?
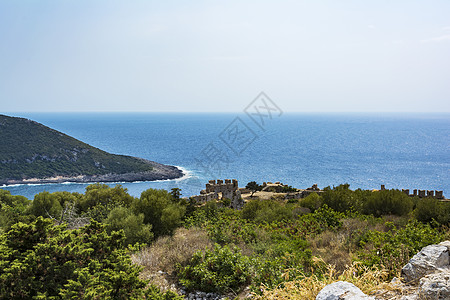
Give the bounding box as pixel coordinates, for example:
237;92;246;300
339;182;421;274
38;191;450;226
418;269;450;299
2;162;183;185
401;243;449;284
316;241;450;300
315;281;374;300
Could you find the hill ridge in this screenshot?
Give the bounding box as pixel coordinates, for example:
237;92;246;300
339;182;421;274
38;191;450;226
0;114;182;185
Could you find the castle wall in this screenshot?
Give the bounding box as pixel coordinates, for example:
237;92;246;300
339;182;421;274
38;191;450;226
192;179;243;209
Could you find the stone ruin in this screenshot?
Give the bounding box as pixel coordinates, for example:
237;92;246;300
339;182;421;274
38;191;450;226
285;184;323;200
380;185;445;199
190;179;244;209
398;187;444;199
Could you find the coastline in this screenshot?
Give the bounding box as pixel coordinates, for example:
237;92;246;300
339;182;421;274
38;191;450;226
0;163;184;186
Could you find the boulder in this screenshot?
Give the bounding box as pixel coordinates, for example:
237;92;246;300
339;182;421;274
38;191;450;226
439;241;450;251
418;269;450;299
315;281;373;300
401;244;449;284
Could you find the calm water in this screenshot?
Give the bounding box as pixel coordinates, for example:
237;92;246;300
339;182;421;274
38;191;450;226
2;112;449;199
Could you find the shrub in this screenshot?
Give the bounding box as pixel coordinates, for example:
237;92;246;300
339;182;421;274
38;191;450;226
241;199;292;224
0;190;33;231
0;217;150;299
134;188;185;237
178;244;253;293
311;204;343;229
322;184;355;213
81;183;135;211
300;192;322;212
415;197;450;225
104;206;154;245
30;191;63;218
357;220;446;277
363;190;413;217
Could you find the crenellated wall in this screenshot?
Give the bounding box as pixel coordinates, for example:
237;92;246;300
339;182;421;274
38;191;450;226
191;179;243;209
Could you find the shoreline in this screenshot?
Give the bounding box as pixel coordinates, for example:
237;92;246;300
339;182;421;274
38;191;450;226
0;165;184;187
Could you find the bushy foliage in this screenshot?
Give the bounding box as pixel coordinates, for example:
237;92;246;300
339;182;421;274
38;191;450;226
134;189;185;237
415;197;450;225
299;192;322;212
178;244;253;293
0;217;150;299
80;184;135;214
241;199;295;224
104;206;154;245
0;190;33;231
357;220;446;277
322;184;355;213
363;189;413;217
280;185;297;193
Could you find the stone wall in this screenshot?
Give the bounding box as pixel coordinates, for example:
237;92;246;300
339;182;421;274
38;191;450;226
399;186;445;199
190;179;243;209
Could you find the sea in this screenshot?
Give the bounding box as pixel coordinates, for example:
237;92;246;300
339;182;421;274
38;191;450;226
1;112;449;200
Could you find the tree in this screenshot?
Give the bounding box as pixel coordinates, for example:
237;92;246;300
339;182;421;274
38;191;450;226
170;187;182;200
133;189;185;237
246;181;262;197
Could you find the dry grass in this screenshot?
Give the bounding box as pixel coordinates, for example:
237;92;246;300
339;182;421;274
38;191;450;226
131;227;213;291
253;257;392;300
307;217;393;273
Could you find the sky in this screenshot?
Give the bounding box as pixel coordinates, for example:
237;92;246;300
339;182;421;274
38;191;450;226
1;0;449;113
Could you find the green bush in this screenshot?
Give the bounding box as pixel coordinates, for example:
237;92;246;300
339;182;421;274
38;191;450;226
80;184;135;212
0;190;33;231
30;191;63;218
415;197;450;225
299;192;322;212
178;244;253;293
241;199;292;224
322;184;355;213
104;206;154;245
134;189;185;237
0;217;151;299
252;238;313;289
357;220;446;277
363;190;413;217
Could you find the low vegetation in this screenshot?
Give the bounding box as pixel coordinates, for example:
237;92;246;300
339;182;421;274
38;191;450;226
0;182;449;299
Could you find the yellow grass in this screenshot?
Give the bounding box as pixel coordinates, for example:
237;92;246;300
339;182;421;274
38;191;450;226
253;257;392;300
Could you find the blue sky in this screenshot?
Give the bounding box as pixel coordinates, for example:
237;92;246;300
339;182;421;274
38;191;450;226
1;0;449;112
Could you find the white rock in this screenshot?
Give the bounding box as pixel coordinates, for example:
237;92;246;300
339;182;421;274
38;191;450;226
398;296;418;300
419;269;450;299
439;241;450;251
401;244;449;284
315;281;373;300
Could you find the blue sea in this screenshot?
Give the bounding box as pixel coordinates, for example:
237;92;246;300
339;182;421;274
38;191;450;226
2;112;449;199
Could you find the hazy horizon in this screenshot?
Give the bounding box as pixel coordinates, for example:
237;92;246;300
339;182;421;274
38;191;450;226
1;1;449;113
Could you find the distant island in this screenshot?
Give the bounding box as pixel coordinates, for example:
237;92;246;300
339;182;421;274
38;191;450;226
0;114;183;185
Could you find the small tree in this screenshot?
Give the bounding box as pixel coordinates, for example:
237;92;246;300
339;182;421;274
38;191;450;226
246;181;262;197
170;188;182;200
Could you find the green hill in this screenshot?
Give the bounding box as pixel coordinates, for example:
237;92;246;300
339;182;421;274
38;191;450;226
0;114;182;184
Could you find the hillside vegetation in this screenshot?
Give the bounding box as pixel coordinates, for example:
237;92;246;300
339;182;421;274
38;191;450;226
0;114;181;183
0;183;449;299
